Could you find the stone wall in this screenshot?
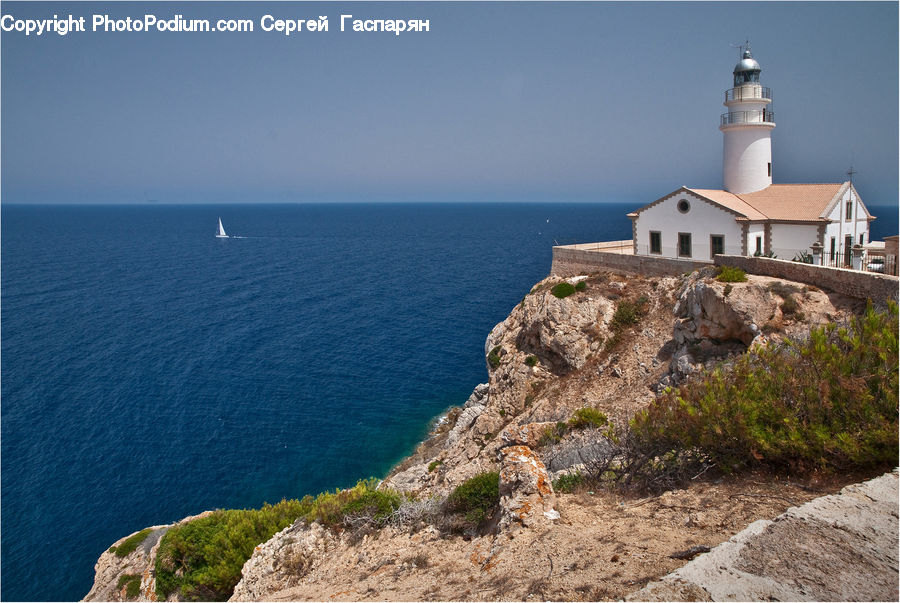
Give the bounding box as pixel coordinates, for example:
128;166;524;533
551;246;709;278
714;255;899;303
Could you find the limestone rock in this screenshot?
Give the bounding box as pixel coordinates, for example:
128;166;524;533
498;445;557;530
230;521;335;601
499;422;556;448
83;511;213;602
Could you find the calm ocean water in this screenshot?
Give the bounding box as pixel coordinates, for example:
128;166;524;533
2;202;897;601
1;202;634;601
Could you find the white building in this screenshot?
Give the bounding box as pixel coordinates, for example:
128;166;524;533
628;47;874;266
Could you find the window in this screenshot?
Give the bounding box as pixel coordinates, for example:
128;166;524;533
649;231;661;254
677;199;690;213
678;233;692;258
859;233;865;245
844;235;852;266
710;235;724;258
755;236;762;255
845;200;853;220
830;237;836;262
767;162;771;177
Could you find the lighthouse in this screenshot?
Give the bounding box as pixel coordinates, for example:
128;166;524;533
720;46;775;194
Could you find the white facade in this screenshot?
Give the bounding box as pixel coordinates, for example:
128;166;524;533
628;47;876;267
720;51;774;194
770;224;818;259
822;185;871;265
632;190;744;260
722;127;773;194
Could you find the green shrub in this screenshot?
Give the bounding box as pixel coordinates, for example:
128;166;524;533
155;479;405;601
630;303;898;473
117;574;142;599
339;490;402;523
525;355;538;367
487;346;502;369
610;298;646;332
568;407;608;430
723;284;733;297
575;280;587;292
428;460;443;472
114;528;153;558
716;265;747;283
553;472;584;493
446;472;500;525
551;282;576;299
155;499;305;601
538;421;568;447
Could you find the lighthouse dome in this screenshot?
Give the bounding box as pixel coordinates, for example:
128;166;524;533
733;49;761;85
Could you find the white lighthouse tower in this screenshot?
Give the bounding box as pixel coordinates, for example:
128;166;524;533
720;45;775;194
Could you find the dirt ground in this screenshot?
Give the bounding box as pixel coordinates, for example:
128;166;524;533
262;469;870;602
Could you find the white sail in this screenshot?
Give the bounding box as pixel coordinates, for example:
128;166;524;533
216;217;228;238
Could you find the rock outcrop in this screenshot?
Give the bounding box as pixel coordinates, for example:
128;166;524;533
230;521;336;601
83;511;213;602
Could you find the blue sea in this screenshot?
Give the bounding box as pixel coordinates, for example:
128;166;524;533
0;202;633;601
2;202;897;601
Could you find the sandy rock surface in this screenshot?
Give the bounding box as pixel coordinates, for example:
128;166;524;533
632;470;899;602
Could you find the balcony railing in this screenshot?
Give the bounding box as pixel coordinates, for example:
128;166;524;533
725;86;772;102
720;110;775;126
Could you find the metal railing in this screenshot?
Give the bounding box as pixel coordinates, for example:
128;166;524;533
775;245;898;276
725;86;772;102
720;110;775;126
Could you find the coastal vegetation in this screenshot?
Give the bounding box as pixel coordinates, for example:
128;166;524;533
445;471;500;526
716;265;748;282
155;480;408;601
116;574;141;599
487;345;502;369
109;527;153;558
550;282;576;299
585;303;898;492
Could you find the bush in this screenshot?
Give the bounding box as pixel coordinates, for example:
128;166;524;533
487;346;502;369
538;421;568;447
780;295;800;317
117;574;142;599
445;472;500;525
630;303;898;474
716;265;747;283
155;479;406;601
607;298;648;346
768;281;803;299
575;280;587;292
552;472;584;493
568;407;608;430
155;499;306;601
114;528;153;558
427;460;442;472
723;284;733;297
551;282;576;299
525;355;538;367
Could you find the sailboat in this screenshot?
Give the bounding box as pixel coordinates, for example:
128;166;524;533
215;217;229;238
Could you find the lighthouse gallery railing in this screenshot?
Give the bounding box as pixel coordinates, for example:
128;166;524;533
724;86;772;102
720;110;775;126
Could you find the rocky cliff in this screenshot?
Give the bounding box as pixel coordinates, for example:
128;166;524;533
86;268;888;602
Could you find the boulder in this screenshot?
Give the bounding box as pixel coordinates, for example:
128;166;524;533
498;445;557;530
499;422;557;448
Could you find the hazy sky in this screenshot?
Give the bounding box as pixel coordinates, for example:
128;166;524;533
2;1;897;206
